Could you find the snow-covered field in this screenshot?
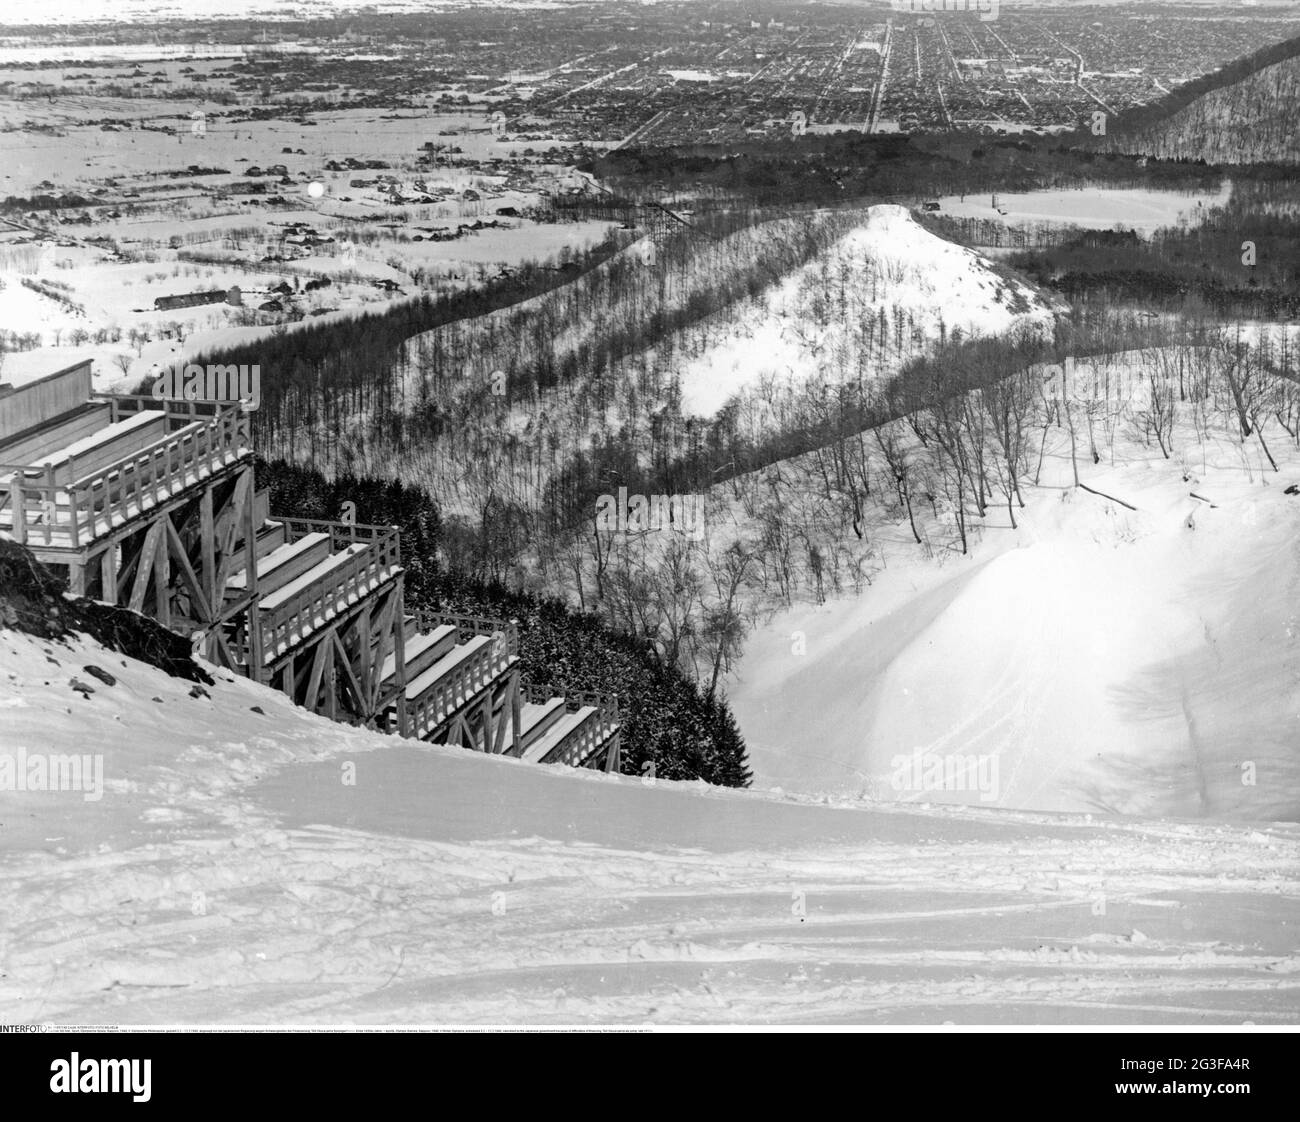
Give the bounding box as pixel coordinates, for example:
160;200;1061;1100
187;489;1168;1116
935;184;1234;233
0;625;1297;1025
0;77;617;382
0;105;591;194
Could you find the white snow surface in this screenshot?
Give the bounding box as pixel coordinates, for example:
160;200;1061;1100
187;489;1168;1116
1;625;1297;1025
676;204;1053;417
934;185;1235;233
728;367;1300;823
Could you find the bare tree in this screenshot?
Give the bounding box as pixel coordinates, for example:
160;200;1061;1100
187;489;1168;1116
875;424;922;544
985;370;1033;526
700;541;758;696
1217;331;1280;471
1135;367;1177;459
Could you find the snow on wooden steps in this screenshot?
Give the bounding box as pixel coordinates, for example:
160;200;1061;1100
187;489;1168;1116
519;706;597;764
380;624;458;686
225;531;329;595
25;410;167;482
256;542;374;613
517;697;566;750
403;634;491;702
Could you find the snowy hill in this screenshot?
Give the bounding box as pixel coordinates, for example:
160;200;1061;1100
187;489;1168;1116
2;623;1298;1024
727;349;1300;822
675;204;1055;417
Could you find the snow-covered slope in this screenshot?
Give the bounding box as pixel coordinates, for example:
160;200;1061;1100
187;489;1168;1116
728;363;1300;822
1;627;1297;1024
676;204;1054;417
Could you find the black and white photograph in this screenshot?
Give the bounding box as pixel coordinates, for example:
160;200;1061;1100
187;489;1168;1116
0;0;1298;1051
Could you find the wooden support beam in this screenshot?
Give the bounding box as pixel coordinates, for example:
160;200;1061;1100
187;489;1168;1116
128;520;165;613
211;481;240;563
248;604;264;682
324;651;337;721
332;630;366;720
239;470;264;682
9;480;24;545
212;469;252;598
164;517;213;623
509;670;521;755
67;562;86;598
392;581;408;737
154;518;171;627
117;531;146;602
368;588;397;714
305;632;333;714
354;603;371;711
478;694;493;754
99;545;117;606
493;672;517;755
241;466;258;597
200;485;216;609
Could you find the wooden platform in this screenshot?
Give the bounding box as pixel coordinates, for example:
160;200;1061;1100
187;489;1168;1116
0;398;250;553
0;376;620;773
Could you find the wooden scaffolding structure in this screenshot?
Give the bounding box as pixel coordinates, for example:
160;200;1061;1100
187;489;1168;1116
0;364;620;770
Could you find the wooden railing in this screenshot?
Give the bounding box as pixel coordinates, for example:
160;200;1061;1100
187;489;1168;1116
416;610;518;658
0;402;249;548
407;630;517;740
520;681;557;707
519;682;620;767
98;393;231;424
279;515;401;554
552;690;621;767
257;525;401;659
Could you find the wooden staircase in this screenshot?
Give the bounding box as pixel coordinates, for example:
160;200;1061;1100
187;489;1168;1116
219;497;621;772
512;682;619;768
0;376;621;775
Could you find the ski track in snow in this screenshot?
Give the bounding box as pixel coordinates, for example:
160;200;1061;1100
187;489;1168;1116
0;629;1296;1025
5;814;1298;1025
